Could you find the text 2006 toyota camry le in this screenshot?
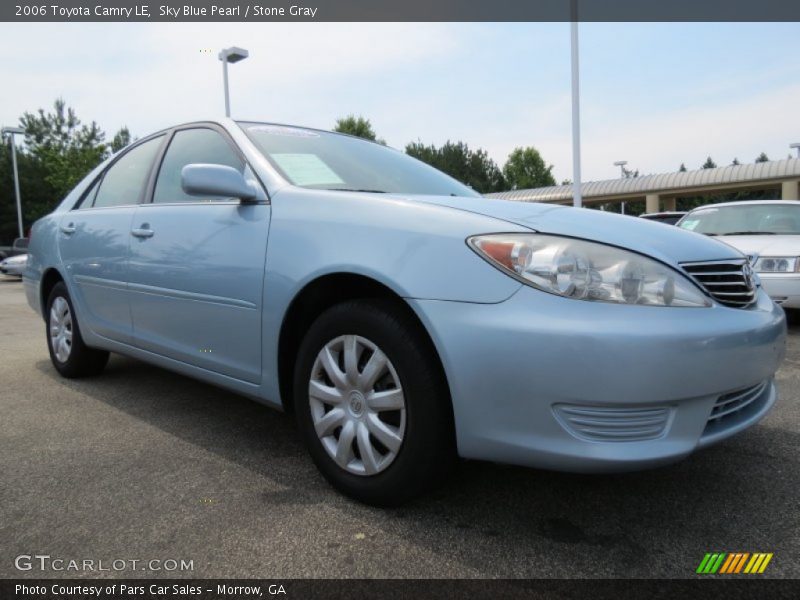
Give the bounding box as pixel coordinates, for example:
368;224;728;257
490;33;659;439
23;119;787;505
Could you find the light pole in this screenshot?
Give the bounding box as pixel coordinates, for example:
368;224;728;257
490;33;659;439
570;18;582;209
790;143;800;158
613;161;627;214
218;46;249;117
2;126;25;239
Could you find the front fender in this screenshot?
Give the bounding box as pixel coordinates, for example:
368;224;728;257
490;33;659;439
263;187;525;304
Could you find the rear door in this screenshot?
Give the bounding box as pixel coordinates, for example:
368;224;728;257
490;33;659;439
127;125;270;383
58;135;165;343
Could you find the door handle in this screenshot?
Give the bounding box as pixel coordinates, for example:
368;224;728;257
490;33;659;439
60;223;76;235
131;226;154;238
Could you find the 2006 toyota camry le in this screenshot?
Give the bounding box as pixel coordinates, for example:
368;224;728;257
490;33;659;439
23;119;787;505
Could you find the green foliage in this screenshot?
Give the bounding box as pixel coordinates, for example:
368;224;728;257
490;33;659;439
502;146;556;190
110;127;132;153
731;158;740;166
755;152;769;163
0;140;56;242
675;188;775;212
701;156;717;169
20;99;108;201
678;163;687;172
405;140;506;194
333;115;385;144
0;99;125;244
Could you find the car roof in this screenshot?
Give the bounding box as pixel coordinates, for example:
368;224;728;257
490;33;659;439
687;200;800;212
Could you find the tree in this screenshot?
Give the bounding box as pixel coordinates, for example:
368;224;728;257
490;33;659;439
0;99;129;244
701;156;717;169
0;140;56;243
678;163;687;172
20;98;108;201
502;146;556;190
731;158;740;166
110;126;132;153
755;152;769;163
333;115;384;144
405;140;506;194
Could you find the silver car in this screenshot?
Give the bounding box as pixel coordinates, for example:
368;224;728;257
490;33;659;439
0;253;27;277
23;119;787;505
678;201;800;310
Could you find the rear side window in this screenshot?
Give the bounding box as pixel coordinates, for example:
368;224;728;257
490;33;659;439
93;136;164;208
152;128;244;204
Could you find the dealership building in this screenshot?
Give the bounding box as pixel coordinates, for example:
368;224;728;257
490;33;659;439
489;157;800;212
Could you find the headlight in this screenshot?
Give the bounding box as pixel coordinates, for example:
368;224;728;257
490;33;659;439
468;233;711;307
753;256;799;273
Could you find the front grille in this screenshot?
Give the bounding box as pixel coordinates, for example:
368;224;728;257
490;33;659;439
553;404;671;442
681;259;756;308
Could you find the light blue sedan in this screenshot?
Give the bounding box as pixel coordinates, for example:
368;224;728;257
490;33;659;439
24;119;787;505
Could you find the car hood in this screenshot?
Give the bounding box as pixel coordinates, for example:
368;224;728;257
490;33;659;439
712;235;800;259
405;195;743;265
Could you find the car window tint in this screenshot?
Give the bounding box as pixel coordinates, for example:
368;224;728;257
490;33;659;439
93;136;164;208
153;128;245;203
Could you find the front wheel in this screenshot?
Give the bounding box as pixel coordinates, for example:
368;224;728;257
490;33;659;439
46;281;109;378
294;299;455;506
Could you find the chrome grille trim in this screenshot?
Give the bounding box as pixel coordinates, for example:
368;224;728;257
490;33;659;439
680;259;757;308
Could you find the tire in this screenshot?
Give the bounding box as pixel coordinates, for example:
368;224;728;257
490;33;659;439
294;298;455;506
46;281;109;378
785;308;800;327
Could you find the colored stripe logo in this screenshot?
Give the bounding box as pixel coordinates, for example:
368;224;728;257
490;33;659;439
696;552;773;574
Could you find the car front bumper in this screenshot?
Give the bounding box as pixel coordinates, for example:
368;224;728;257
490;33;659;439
759;273;800;309
409;286;787;473
0;263;25;276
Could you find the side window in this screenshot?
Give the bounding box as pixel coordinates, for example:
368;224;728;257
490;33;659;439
153;128;245;204
75;176;101;209
93;136;164;208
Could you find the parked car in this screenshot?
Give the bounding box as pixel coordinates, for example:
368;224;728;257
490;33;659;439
23;119;787;505
640;211;687;225
678;201;800;311
0;253;27;277
0;236;30;261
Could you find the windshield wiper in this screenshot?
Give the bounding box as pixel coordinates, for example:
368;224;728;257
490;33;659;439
325;188;387;193
719;231;776;236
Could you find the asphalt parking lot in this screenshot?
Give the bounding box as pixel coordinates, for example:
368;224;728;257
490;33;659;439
1;278;798;579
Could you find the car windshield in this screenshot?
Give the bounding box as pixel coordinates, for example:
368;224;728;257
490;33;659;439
678;203;800;235
239;122;479;197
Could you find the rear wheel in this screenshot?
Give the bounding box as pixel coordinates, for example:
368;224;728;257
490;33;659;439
46;281;109;378
294;299;455;506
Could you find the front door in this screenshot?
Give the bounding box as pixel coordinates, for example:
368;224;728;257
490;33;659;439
127;126;270;384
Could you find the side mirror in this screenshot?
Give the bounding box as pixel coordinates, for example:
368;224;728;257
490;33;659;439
181;163;258;202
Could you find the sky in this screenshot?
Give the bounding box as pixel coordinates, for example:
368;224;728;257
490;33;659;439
0;21;798;183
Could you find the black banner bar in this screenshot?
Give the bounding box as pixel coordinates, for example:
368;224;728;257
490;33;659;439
3;579;800;600
3;0;800;23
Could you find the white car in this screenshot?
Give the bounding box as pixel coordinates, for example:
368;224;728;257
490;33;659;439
678;200;800;309
0;253;27;278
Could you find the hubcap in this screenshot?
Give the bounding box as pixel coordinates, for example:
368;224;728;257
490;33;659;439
49;296;73;363
309;335;406;476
